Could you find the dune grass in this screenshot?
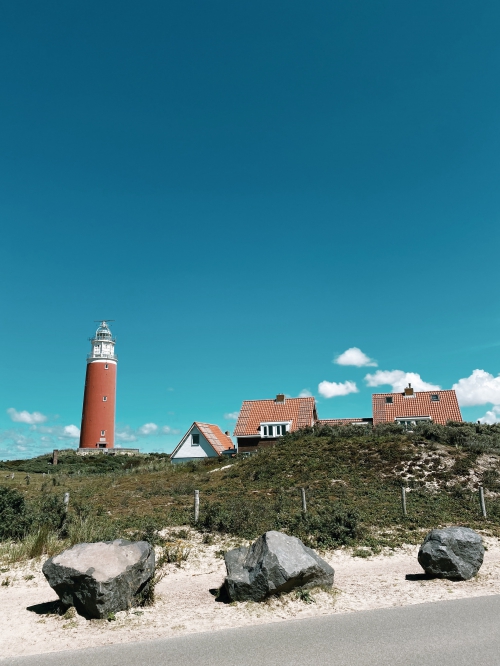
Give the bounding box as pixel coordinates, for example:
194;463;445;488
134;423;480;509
1;423;500;561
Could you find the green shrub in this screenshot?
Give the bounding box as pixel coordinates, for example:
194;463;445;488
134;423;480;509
287;505;360;549
0;486;33;540
198;497;358;548
33;494;66;531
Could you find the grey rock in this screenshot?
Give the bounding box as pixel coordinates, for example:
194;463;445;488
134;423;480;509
224;531;334;602
42;539;155;618
418;527;484;581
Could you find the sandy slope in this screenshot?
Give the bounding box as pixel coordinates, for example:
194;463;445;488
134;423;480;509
1;531;499;659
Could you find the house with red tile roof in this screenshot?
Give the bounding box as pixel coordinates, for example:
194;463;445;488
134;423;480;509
372;384;462;426
233;394;317;453
170;422;235;464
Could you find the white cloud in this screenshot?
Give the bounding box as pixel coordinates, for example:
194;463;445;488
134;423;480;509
117;423;179;441
452;369;500;407
298;389;313;398
161;425;180;435
478;406;500;424
116;428;137;443
364;370;440;393
318;380;359;399
7;408;47;425
137;422;158;436
62;425;80;439
224;411;240;420
335;348;377;367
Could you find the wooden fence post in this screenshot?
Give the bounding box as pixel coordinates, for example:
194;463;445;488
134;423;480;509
194;490;200;523
401;486;407;517
300;487;307;514
479;486;487;518
63;492;70;512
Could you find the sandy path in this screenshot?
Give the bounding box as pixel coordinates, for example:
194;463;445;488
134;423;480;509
1;533;499;659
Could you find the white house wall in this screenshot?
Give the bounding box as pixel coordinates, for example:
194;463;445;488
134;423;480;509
171;425;218;463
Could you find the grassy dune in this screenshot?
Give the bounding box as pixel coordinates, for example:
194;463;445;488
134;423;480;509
1;423;500;561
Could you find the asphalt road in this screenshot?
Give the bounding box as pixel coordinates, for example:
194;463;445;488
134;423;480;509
4;595;500;666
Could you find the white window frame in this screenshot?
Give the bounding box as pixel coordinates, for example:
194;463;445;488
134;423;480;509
395;416;431;430
260;422;292;438
103;396;107;402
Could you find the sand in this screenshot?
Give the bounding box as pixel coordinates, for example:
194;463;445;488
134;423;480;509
1;531;500;659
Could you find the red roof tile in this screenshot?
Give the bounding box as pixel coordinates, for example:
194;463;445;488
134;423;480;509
372;390;462;426
195;422;234;454
234;397;317;437
170;422;234;459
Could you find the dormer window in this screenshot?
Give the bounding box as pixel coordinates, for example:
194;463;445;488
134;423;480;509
260;422;291;438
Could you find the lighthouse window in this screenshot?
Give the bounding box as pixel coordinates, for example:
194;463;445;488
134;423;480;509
105;364;108;369
101;430;105;436
103;396;107;402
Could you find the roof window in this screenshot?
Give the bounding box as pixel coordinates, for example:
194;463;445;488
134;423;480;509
431;394;440;402
385;397;393;404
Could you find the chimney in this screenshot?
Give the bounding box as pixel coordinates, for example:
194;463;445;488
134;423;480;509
404;383;414;396
275;394;285;403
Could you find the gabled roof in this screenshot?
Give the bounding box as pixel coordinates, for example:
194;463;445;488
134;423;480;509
372;389;462;426
234;397;317;437
170;422;234;459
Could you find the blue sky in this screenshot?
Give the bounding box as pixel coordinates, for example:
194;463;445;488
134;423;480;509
2;1;500;459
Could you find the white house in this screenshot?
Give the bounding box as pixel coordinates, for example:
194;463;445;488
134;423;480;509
170;422;235;464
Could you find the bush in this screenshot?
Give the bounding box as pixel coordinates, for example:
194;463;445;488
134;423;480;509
33;494;67;531
0;486;33;540
198;497;359;548
287;505;360;549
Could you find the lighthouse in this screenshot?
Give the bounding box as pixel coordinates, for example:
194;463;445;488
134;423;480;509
79;321;117;450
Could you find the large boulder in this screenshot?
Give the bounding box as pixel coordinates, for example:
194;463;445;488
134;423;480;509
42;539;155;618
418;527;484;581
223;530;334;602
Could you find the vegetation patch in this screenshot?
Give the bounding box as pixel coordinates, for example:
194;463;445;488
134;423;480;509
1;423;500;565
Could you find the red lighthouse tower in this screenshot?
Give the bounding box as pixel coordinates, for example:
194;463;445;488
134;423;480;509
79;321;117;450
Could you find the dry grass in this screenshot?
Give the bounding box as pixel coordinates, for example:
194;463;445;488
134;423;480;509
1;428;500;563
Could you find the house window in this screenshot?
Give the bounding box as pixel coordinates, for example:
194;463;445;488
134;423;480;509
260;423;290;438
431;394;440;402
386;397;393;404
395;416;431;431
103;396;107;402
192;434;200;446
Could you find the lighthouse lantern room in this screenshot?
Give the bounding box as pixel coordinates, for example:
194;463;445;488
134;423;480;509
79;321;117;450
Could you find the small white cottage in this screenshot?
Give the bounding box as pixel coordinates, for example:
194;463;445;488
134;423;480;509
170;422;235;464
